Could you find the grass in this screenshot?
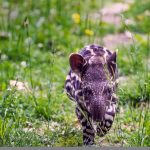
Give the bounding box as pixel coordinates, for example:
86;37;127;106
0;0;150;147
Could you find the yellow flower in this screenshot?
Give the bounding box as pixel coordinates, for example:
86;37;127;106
136;14;144;21
72;13;80;24
85;29;94;36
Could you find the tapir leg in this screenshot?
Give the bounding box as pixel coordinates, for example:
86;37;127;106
76;107;95;145
97;103;116;137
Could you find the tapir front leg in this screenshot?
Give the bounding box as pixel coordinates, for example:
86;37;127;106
97;103;116;137
76;106;95;145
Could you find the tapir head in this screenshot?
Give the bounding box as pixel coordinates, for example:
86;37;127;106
69;51;117;122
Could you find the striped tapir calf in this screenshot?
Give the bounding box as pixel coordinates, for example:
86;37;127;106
65;44;118;145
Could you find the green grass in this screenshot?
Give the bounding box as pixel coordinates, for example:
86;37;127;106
0;0;150;147
123;0;150;33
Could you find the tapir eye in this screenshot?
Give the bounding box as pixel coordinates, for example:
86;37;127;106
108;87;112;93
83;87;92;97
105;87;112;94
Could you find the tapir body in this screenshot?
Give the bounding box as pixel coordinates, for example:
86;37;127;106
65;44;118;145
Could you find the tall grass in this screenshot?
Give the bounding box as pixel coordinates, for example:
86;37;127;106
0;0;149;147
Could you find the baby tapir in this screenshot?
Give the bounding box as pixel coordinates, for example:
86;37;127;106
65;44;118;145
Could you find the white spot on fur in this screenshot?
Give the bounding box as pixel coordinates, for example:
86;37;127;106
105;114;113;121
89;49;95;55
66;75;71;80
107;105;113;113
106;121;111;127
81;117;87;123
65;82;72;88
103;47;107;51
71;72;76;78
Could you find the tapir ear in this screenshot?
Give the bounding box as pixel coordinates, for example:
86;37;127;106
107;52;117;77
69;53;86;73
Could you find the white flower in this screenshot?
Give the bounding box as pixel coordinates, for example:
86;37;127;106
20;61;27;67
36;17;45;27
25;37;32;45
1;54;8;60
38;43;43;48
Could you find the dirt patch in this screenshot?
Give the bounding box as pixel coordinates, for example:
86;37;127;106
91;3;130;26
103;31;133;49
100;3;129;15
9;80;31;92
